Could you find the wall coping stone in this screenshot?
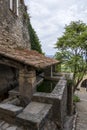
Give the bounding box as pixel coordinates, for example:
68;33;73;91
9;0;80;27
33;79;67;100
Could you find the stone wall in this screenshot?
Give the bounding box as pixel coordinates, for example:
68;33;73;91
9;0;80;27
0;0;31;99
0;0;31;49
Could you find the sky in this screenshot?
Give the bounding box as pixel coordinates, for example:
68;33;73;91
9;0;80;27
24;0;87;55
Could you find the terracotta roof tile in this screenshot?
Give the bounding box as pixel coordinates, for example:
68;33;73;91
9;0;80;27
0;47;59;69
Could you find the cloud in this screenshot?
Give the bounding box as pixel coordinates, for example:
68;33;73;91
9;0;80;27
24;0;87;55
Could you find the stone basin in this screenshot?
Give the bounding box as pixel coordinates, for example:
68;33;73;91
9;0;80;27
36;79;58;93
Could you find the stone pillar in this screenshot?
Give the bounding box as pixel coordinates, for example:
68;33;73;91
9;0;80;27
67;81;73;115
44;66;53;78
19;67;36;105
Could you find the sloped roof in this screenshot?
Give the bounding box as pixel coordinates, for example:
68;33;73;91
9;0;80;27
0;47;59;69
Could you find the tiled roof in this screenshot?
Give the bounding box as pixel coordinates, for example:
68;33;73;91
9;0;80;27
0;47;59;69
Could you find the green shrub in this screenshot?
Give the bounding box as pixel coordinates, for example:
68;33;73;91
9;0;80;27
73;95;80;102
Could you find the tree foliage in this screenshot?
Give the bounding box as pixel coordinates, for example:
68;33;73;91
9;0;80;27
28;21;43;54
55;21;87;91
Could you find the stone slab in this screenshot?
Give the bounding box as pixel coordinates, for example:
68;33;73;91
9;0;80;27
6;126;17;130
0;103;23;116
17;102;52;129
24;102;46;114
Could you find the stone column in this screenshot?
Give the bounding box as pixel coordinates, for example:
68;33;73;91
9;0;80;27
44;66;53;78
19;67;36;105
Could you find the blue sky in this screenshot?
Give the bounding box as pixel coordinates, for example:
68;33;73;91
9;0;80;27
24;0;87;55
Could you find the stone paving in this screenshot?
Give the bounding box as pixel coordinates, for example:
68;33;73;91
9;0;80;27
76;88;87;130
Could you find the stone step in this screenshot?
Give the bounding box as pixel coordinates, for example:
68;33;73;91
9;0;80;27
0;103;23;123
0;103;23;116
17;101;52;130
9;87;20;97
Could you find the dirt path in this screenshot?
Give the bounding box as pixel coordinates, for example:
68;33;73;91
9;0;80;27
75;89;87;130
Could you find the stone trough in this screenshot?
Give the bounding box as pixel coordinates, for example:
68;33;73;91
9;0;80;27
33;78;67;129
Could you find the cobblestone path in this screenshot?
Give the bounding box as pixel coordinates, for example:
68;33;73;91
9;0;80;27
76;89;87;130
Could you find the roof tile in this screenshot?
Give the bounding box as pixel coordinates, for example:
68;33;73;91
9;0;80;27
0;47;59;69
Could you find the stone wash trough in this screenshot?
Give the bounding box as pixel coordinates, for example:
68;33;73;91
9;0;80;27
0;48;73;130
32;66;68;129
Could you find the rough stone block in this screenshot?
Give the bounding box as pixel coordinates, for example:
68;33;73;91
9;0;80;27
17;102;52;130
0;103;23;117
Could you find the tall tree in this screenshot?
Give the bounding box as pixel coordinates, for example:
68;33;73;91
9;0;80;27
55;21;87;91
28;22;43;54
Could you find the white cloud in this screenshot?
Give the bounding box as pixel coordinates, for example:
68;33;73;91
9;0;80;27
25;0;87;55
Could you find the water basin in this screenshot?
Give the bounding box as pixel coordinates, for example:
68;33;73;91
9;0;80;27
37;80;58;93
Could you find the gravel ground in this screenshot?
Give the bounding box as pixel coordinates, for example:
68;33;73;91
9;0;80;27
75;88;87;130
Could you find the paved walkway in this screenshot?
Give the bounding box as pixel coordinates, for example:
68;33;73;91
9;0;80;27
75;88;87;130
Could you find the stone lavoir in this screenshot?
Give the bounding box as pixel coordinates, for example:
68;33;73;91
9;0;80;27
0;0;73;130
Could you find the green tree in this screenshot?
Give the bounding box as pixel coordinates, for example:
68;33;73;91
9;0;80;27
28;22;43;54
55;21;87;91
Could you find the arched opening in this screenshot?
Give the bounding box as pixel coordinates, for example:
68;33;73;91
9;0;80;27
0;64;18;102
81;79;87;90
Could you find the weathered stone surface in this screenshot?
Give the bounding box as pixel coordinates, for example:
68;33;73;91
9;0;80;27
0;0;31;50
17;101;52;130
63;116;74;130
44;66;53;78
33;79;67;129
0;103;23;123
19;68;36;104
0;103;23;116
0;75;73;130
1;122;9;129
41;120;58;130
24;102;46;114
